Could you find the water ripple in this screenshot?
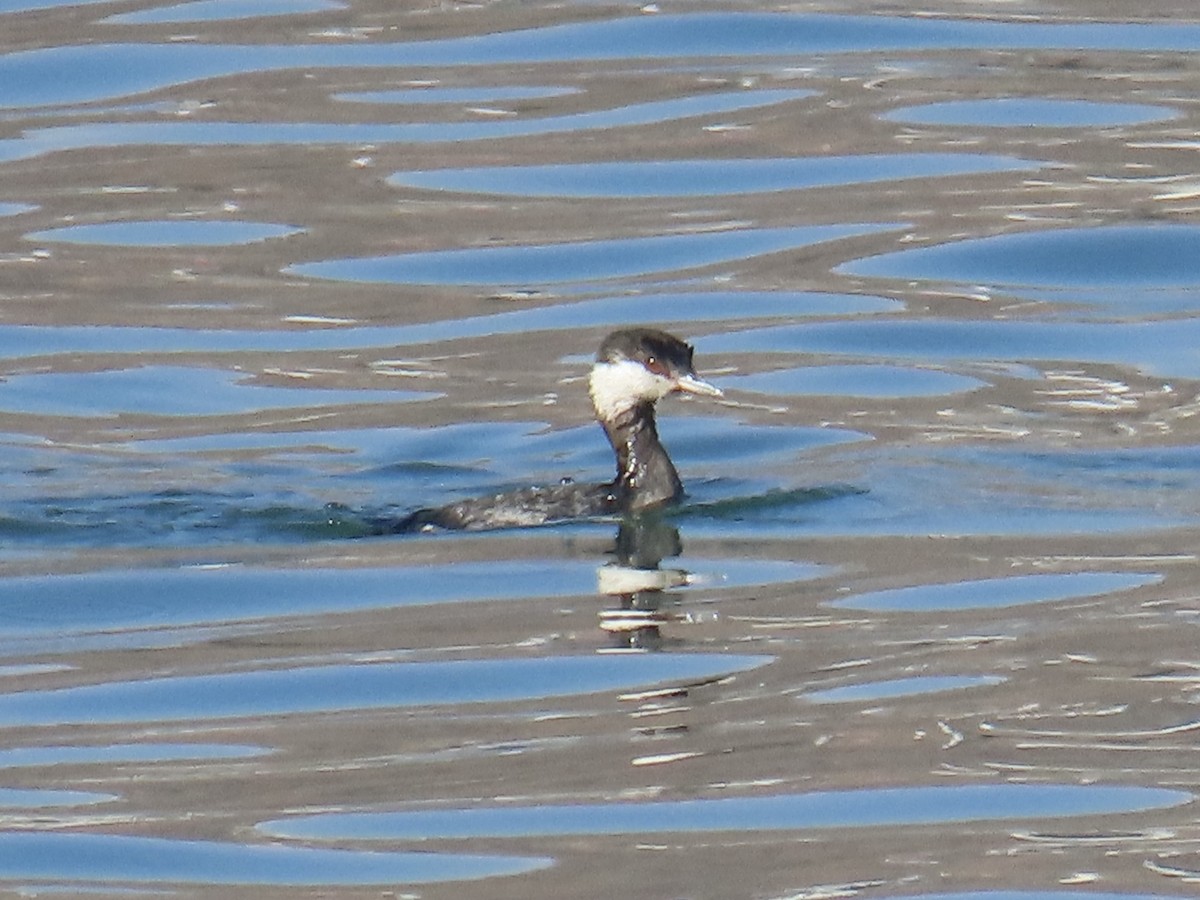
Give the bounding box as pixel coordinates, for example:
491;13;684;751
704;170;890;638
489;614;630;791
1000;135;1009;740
0;832;549;885
0;90;812;161
0;654;773;725
260;783;1190;839
390;154;1036;198
4;14;1200;107
289;224;895;287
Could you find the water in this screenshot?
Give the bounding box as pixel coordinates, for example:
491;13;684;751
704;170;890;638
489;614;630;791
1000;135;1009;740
1;0;1200;897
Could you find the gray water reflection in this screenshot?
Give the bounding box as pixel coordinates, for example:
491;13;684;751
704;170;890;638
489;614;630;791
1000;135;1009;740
0;832;550;884
390;154;1035;197
261;783;1190;840
885;98;1177;127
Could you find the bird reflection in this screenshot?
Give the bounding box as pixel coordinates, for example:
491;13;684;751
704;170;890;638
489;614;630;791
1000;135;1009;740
597;514;691;650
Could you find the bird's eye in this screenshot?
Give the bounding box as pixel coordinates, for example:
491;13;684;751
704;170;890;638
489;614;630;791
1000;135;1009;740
645;356;669;376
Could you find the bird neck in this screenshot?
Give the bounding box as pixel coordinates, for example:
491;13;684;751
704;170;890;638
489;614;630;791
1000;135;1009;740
600;401;683;510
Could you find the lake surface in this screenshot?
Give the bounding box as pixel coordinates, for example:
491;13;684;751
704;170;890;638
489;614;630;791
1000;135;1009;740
1;0;1199;897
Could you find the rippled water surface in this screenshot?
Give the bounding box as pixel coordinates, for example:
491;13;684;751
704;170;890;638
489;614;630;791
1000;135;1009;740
2;0;1200;897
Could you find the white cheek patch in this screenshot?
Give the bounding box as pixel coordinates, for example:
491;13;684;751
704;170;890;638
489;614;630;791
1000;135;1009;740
589;359;673;419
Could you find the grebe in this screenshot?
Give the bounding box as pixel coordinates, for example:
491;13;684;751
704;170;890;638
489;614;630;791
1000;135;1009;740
391;328;722;531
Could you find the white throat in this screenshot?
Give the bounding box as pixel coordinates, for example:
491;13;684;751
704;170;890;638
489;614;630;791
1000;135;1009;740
589;359;672;421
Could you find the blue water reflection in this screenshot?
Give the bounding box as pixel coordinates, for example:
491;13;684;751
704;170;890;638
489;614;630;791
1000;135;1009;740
289;224;894;286
4;14;1200;107
340;86;579;105
842;224;1200;291
885;98;1176;127
701;318;1200;380
0;654;772;725
0;559;818;633
108;0;345;23
0;0;110;11
261;783;1189;840
804;675;1004;703
0;832;550;884
0;743;268;768
0;366;427;417
728;364;984;398
27;220;301;247
680;440;1190;539
0;788;114;807
834;572;1161;612
390;154;1035;197
0;91;812;160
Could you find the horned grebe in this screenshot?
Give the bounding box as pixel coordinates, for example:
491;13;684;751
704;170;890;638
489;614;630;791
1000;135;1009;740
388;328;722;532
